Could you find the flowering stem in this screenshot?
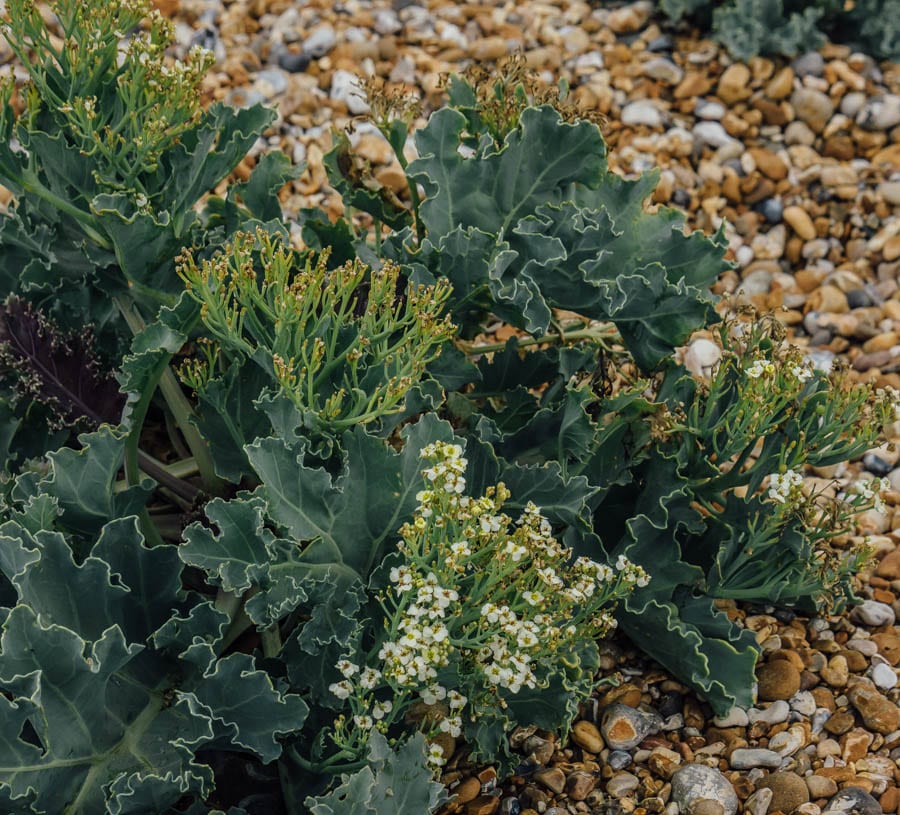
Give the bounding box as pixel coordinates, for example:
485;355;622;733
457;323;618;356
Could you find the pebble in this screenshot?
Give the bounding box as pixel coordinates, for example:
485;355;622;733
644;57;684;85
748;701;790;725
822;788;882;815
693;121;739;148
792;51;826;77
870;661;897;690
757;659;801;701
850;600;896;627
671;765;739;815
570;720;604;754
330;69;370;114
600;704;662;750
856;94;900;131
621;100;664;128
729;748;784;770
606;771;640;797
756;772;810;813
303;25;336;58
791;87;835;132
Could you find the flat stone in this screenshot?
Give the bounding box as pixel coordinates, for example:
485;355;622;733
729;748;783;769
847;682;900;734
765;66;794;100
672;764;738;815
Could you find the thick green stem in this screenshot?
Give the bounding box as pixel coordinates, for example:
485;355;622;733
114;295;224;495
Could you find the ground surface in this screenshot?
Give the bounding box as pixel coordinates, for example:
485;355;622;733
5;1;900;813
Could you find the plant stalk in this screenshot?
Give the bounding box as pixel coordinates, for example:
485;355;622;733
113;294;224;495
457;323;618;356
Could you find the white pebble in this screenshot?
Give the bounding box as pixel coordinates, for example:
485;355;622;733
871;661;897;690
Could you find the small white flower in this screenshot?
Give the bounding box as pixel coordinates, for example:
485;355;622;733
328;680;352;700
336;659;358;679
522;590;544;606
426;743;447;767
353;714;374;730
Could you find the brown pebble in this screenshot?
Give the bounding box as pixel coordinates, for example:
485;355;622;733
880;787;900;813
455;778;481;804
534;767;566;795
871;633;900;666
784;206;817;240
765;66;794;100
565;770;597;801
848;682;900;734
690;801;725;815
572;720;605;754
756;772;810;813
757;659;802;701
749;147;788;181
806;774;838;798
875;549;900;580
824;709;856;735
465;796;499;815
717;63;752;105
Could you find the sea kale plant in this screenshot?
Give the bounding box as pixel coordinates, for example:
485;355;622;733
0;4;894;814
657;0;900;62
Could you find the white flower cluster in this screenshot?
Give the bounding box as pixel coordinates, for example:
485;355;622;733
378;570;458;685
746;357;776;379
849;477;890;514
767;469;804;505
746;356;813;384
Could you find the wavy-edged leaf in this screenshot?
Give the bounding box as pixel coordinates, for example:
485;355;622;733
245;413;457;580
304;731;447;815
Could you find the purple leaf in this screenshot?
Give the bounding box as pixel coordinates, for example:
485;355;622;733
0;296;125;429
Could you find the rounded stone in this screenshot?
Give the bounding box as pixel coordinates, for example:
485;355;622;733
600;703;661;750
672;764;739;815
756;772;810;813
850;600;896;627
823;787;882;815
757;660;802;701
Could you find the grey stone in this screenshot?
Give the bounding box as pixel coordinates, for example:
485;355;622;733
621;100;663;128
856;94;900;131
644;57;683;84
277;51;311;73
671;764;739;815
850;600;896;627
870;661;897;690
607;771;640;797
695;99;726;120
792;51;826;77
693;121;739;148
600;703;662;750
822;787;882;815
729;748;783;769
303;26;337;58
331;70;371;115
